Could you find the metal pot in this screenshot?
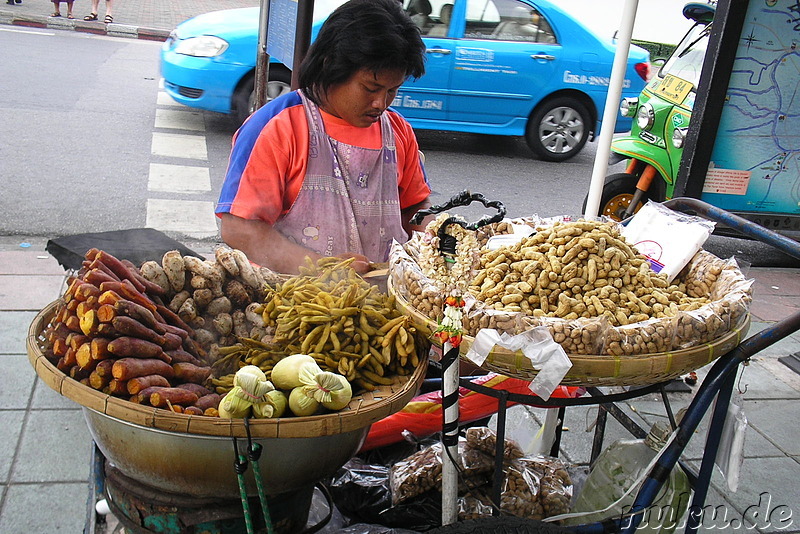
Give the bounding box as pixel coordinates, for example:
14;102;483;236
83;408;368;498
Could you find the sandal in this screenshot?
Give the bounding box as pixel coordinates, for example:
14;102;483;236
67;15;74;19
51;12;61;17
104;15;113;23
83;13;98;21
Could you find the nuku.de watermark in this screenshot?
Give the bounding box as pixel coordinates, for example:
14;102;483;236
615;492;793;530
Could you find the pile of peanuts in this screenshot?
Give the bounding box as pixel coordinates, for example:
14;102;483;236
391;218;752;355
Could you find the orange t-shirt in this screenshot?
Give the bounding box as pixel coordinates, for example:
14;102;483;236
217;91;430;225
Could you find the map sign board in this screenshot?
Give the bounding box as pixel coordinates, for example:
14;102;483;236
700;0;800;220
267;0;298;70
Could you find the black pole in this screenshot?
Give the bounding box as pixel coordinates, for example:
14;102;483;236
291;0;315;90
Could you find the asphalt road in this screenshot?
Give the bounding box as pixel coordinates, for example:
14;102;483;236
1;26;797;268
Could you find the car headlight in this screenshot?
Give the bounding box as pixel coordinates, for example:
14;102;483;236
636;103;655;131
672;127;688;148
620;97;638;117
174;36;229;57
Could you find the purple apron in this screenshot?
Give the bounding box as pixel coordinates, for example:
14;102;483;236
274;91;408;262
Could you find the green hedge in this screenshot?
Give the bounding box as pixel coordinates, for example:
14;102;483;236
632;40;677;62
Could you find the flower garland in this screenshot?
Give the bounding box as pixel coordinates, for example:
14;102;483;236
417;213;480;293
435;295;466;348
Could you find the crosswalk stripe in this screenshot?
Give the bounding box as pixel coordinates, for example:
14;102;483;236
157;91;182;107
151;132;208;160
148;163;211;193
146;199;218;239
155;108;205;131
156;91;186;108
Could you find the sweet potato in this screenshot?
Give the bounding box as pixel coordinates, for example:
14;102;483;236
150;387;199;408
115;299;167;334
95;251;147;293
63;346;78;367
175;383;212;397
88;370;111;391
75;343;94;369
193;393;221;411
66;333;90;351
93;359;116;377
183;406;204;416
74;282;101;302
166;348;203;366
112;316;163;345
156;303;194;335
127;374;171;395
90;337;112;361
70;365;92;381
112;358;174;381
131;386;166;404
84;268;117;288
52;337;69;358
172;362;211;385
105;379;129;396
107;336;169;362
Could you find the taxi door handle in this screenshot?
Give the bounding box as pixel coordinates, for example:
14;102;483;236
426;48;452;54
531;54;556;60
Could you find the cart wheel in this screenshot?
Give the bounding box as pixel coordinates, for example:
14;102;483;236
427;517;569;533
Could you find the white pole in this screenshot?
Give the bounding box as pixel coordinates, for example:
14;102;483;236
441;341;460;525
584;0;640;218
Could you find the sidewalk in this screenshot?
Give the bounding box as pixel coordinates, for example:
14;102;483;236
1;236;799;532
0;0;258;40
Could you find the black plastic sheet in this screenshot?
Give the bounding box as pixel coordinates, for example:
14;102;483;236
46;228;200;271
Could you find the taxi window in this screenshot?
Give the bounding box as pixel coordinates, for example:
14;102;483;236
464;0;556;43
405;0;455;37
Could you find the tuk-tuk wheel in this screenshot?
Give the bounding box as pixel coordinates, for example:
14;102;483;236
586;172;650;221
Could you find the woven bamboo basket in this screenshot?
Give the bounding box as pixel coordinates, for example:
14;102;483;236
28;300;428;439
389;276;749;387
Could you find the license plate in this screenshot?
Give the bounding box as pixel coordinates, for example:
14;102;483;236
654;74;693;105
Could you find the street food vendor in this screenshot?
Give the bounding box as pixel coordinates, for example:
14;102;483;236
216;0;432;275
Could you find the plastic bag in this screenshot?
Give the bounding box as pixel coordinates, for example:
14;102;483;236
329;456;441;531
713;390;747;492
621;201;715;282
361;374;582;452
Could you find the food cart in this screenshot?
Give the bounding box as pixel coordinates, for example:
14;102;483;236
24;193;800;534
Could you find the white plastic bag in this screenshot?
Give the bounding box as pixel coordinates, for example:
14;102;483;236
621;201;715;282
712;390;747;492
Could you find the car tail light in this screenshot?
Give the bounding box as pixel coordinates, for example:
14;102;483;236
634;62;651;81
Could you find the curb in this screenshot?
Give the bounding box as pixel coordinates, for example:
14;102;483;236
0;11;169;41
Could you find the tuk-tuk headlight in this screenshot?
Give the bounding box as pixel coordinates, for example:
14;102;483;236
620;98;638;117
636;103;655;131
672;127;688;148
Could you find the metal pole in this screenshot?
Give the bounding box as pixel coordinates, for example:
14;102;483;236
254;0;272;111
584;0;639;217
291;0;315;90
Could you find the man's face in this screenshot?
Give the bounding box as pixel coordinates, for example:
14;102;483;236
321;68;407;128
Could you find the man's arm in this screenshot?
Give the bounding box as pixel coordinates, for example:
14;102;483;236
220;213;371;274
219;213;321;274
401;197;432;235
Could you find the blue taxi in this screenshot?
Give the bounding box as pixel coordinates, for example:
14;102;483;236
161;0;650;161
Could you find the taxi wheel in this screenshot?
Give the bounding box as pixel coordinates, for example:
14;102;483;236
588;172;649;221
526;96;591;162
233;69;292;125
